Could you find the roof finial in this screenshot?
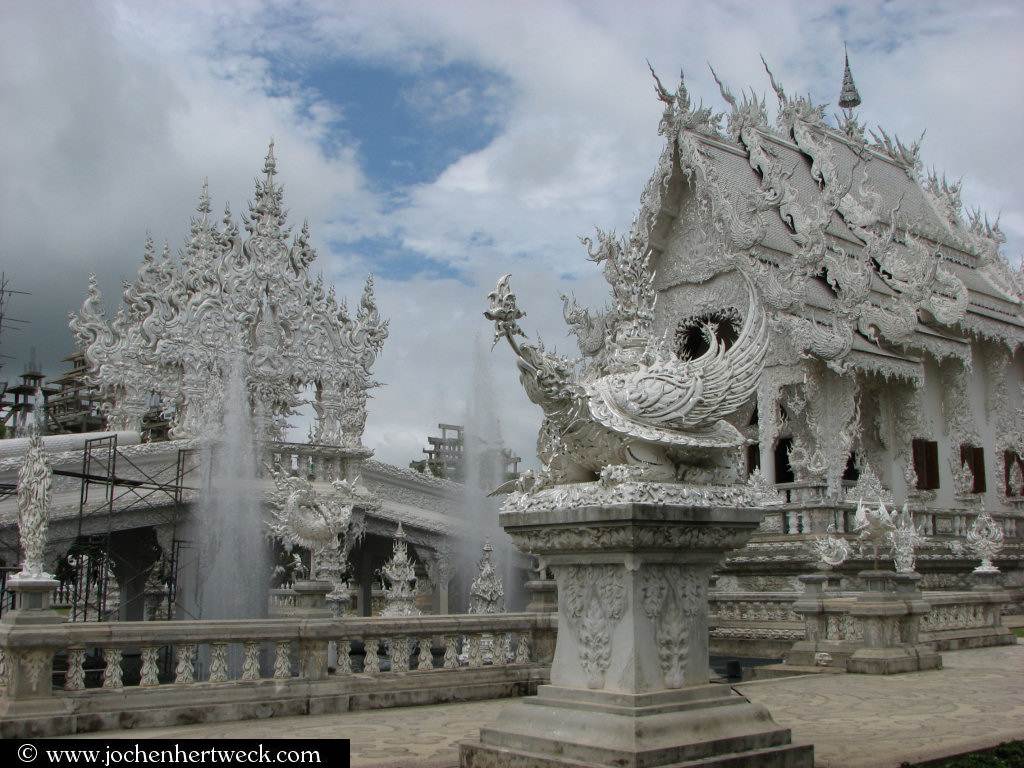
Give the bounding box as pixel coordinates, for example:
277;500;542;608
263;138;277;180
197;177;211;216
838;43;862;110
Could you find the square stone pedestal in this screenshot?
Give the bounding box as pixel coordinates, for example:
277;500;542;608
463;683;811;767
460;487;814;768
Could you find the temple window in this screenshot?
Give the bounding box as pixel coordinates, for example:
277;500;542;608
746;443;760;476
774;437;795;483
843;453;860;482
912;439;940;490
959;444;986;493
1004;451;1024;496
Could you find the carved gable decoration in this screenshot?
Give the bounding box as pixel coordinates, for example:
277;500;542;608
69;143;388;444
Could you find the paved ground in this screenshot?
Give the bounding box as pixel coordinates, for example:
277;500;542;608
74;644;1024;768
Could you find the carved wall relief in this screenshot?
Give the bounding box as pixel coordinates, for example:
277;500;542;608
640;565;708;688
558;564;626;689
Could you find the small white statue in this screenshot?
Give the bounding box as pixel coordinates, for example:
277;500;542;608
886;505;926;574
380;522;421;617
965;508;1005;573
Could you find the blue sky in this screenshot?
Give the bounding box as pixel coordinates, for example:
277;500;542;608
1;0;1022;467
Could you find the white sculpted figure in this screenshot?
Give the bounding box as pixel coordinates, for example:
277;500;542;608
851;498;925;572
265;467;360;609
485;237;768;488
965;508;1005;573
886;505;926;574
380;522;420;617
15;433;54;579
468;541;505;614
812;527;851;569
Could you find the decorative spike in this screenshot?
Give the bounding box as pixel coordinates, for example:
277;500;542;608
760;54;785;102
143;235;156;263
197;178;211;215
708;62;737;109
646;60;673;106
838;45;861;109
263;138;277;179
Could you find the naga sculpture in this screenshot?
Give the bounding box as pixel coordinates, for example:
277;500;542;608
485;231;768;490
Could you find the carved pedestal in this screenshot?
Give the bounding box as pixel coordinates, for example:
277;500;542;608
845;571;941;675
0;576;73;728
460;491;813;768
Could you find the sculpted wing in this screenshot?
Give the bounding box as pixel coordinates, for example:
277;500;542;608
586;271;768;448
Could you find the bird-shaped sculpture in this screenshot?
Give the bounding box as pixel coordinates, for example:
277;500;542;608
485;267;769;487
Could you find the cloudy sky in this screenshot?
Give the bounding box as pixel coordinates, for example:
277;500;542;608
1;0;1021;468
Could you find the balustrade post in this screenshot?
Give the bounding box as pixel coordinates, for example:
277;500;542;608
64;647;86;690
174;644;196;685
387;637;409;673
335;639;352;674
363;638;380;673
209;643;229;683
102;648;123;689
273;641;292;679
514;633;530;664
443;636;458;669
417;637;433;670
140;646;161;687
241;642;261;681
467;634;483;668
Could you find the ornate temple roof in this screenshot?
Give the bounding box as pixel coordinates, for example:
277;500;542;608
634;57;1023;376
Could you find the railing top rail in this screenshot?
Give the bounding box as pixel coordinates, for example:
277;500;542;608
0;611;557;649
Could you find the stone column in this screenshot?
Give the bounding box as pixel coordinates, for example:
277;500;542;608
461;491;813;767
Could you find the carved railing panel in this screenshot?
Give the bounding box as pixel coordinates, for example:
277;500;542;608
0;614;554;699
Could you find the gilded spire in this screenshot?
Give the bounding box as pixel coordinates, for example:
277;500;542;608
838;45;861;109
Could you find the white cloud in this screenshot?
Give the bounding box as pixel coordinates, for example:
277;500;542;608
2;0;1021;472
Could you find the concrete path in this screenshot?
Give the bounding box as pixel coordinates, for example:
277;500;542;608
73;644;1024;768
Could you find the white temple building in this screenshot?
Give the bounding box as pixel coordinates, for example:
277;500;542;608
0;57;1020;655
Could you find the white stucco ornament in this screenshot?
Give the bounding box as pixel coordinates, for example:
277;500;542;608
380;522;421;617
965;508;1005;573
15;433;54;579
486;255;767;488
69;143;388;444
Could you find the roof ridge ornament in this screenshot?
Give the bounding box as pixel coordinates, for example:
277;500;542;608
838;45;862;110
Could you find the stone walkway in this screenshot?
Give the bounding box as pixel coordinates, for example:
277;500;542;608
73;644;1024;768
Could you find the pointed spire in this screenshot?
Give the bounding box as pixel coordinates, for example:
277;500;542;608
197;177;211;216
263;138;277;182
838;44;861;109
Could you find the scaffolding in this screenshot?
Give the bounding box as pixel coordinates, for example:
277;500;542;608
0;435;198;621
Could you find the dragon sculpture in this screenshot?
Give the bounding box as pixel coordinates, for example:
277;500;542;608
485;232;768;491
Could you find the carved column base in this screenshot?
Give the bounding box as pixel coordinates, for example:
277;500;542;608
462;684;812;768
